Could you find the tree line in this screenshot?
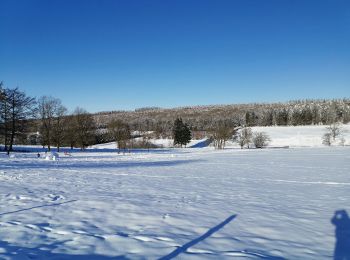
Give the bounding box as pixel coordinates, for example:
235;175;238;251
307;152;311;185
0;83;96;152
94;99;350;136
1;81;348;151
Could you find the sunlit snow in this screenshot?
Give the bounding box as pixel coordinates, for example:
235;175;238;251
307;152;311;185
0;146;349;259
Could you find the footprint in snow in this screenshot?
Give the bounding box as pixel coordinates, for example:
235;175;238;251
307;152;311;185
116;231;129;237
48;194;65;201
134;236;157;242
5;194;28;200
5;221;22;226
155;236;174;242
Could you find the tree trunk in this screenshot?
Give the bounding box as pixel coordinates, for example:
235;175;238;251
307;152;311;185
9;105;15;151
9;126;15;151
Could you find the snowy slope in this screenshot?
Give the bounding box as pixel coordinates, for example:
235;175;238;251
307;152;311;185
0;147;349;259
250;125;350;147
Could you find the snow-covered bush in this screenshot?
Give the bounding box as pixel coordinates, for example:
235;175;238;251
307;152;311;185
235;127;253;149
253;132;271;148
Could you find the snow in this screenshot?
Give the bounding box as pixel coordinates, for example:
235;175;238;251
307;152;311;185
0;147;349;259
44;152;60;161
250;125;350;147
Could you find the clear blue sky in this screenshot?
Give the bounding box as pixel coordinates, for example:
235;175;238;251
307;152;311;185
1;0;349;113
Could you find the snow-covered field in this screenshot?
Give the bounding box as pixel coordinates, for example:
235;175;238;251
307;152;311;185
251;125;350;147
0;147;349;259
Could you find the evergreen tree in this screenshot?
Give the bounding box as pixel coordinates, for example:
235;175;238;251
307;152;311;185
173;118;191;147
182;123;192;147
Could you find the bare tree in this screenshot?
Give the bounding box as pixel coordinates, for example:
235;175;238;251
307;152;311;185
0;82;4;103
325;123;342;142
52;104;68;151
73;107;96;149
0;82;8;149
38;96;67;151
253;132;271;148
108;119;131;153
322;123;343;146
236;127;253;149
210;121;238;149
64;114;77;149
1;87;36;151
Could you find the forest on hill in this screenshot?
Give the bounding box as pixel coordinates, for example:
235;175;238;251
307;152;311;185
94;99;350;134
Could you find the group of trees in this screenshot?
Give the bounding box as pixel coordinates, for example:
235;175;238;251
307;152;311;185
210;121;238;149
1;82;96;152
36;104;97;151
36;98;97;151
235;128;271;149
209;124;271;150
38;96;67;151
0;81;195;152
0;83;36;152
108;119;131;152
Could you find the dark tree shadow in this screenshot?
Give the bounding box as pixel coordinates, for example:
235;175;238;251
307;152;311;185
331;210;350;260
0;200;77;216
159;214;236;260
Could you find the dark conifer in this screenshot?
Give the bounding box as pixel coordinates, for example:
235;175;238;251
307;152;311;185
173;118;191;147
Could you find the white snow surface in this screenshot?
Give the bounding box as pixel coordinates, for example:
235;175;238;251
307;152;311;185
0;147;349;259
250;125;350;147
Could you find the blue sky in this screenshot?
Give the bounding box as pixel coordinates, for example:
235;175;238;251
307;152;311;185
0;0;349;112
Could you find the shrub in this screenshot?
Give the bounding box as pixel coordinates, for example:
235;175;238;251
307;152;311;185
253;132;271;148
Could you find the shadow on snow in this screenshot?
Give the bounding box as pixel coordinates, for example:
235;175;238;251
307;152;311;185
2;210;345;259
159;214;237;260
0;239;129;259
189;138;212;148
0;159;202;170
0;200;77;216
331;209;350;260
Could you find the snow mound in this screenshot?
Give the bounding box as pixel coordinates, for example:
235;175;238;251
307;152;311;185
44;152;60;161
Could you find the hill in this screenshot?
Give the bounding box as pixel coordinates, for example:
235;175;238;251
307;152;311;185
93;99;350;136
